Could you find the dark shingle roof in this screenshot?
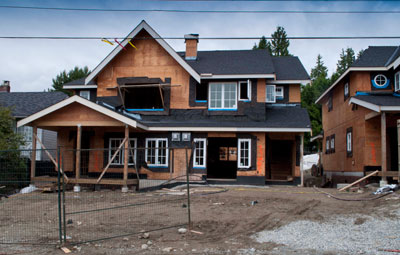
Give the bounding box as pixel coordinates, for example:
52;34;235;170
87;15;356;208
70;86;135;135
353;94;400;106
0;92;68;117
271;56;310;80
179;50;275;75
352;46;400;67
138;106;310;129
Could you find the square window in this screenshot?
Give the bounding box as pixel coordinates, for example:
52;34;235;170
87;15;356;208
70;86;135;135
79;90;90;100
209;83;237;110
276;86;284;99
182;132;191;141
109;138;137;165
145;138;169;167
171;132;180;141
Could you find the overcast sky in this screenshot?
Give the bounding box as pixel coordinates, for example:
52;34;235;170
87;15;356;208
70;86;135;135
1;0;399;92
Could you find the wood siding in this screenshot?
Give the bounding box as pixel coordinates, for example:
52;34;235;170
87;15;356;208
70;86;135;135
288;84;301;103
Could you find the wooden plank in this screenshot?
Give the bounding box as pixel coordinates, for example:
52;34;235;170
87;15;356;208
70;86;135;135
32;176;138;185
381;113;387;182
123;125;129;184
365;111;380;121
366;171;399;177
338;170;379;191
75;125;82;179
36;121;125;127
31;126;37;179
34;133;69;182
159;84;165;109
97;137;128;183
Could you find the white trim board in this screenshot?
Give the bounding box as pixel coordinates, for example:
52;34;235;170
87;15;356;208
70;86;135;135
147;126;311;132
17;95;145;129
315;67;388;104
200;74;275;79
349;97;400;113
85;20;201;84
266;79;310;85
63;85;98;89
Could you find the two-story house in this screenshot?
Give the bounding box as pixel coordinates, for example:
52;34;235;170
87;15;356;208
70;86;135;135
17;20;311;190
316;46;400;185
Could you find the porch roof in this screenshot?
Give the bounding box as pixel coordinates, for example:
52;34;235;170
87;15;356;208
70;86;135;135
349;93;400;112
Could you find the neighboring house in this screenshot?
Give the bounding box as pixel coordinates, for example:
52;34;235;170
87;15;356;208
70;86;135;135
0;83;68;160
17;20;311;188
316;46;400;184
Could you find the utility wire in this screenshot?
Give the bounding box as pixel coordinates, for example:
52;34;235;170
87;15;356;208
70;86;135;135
0;5;399;14
0;36;399;40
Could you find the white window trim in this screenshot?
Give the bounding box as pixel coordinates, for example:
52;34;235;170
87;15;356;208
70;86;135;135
79;90;90;100
266;85;276;103
395;71;400;92
276;86;284;99
238;138;251;168
344;83;349;97
193;138;207;168
145;138;169;167
208;82;238;110
238;80;251;101
374;74;388;87
346;132;352;153
326;138;330;152
108;138;137;166
330;136;335;151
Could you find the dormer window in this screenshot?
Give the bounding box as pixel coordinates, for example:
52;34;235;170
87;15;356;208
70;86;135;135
372;74;389;88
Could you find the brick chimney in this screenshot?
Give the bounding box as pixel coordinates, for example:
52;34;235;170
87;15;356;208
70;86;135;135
184;34;199;60
0;81;10;93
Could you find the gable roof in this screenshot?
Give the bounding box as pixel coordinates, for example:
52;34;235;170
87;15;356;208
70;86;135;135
85;20;201;84
17;95;145;129
271;56;310;81
349;93;400;112
316;45;400;104
0;92;68;118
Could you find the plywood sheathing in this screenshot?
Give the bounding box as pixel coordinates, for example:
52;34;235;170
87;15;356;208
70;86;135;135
96;30;192;109
288;84;301;103
237;133;266;177
256;79;266;102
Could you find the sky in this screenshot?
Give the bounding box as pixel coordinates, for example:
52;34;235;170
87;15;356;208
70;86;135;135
0;0;399;92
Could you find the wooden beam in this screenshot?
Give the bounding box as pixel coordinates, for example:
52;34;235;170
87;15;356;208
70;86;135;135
381;112;387;182
96;137;128;183
366;170;399;177
159;84;165;109
75;125;82;179
30;126;37;180
339;170;379;191
34;121;125;127
33;133;69;182
123;125;129;184
365;111;380;121
300;134;304;187
32;176;138;185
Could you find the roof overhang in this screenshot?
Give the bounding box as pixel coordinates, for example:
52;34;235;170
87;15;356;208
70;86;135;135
348;97;400;113
266;79;310;85
17;95;146;129
147;126;311;132
63;85;98;89
315;67;388;104
200;74;275;79
85;20;201;84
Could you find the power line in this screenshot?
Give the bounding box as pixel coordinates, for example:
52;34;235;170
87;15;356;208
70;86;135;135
0;36;399;40
0;5;399;14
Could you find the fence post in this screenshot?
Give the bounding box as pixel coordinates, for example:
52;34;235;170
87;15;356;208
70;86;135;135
57;147;63;245
62;150;67;243
185;147;192;230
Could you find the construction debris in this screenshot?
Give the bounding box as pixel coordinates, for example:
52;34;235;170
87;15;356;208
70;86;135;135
60;247;71;253
374;184;399;195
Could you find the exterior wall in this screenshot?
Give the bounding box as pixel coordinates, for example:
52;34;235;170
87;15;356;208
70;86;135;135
268;132;300;178
288;84;301;103
96;30;191;109
256;79;266;102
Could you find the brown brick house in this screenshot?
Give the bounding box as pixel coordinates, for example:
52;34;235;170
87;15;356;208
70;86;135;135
18;20;311;190
316;46;400;185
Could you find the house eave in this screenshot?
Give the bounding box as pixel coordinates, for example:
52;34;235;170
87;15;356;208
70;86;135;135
63;85;98;89
266;79;310;85
146;126;311;132
200;74;276;79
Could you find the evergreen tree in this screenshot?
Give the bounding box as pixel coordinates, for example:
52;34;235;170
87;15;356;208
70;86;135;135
269;26;290;56
50;66;90;95
252;36;268;50
310;54;328;81
331;47;355;82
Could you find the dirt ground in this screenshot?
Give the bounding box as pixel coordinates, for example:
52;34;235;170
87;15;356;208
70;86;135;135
0;185;399;255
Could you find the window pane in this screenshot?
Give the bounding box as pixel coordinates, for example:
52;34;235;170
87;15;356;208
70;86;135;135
266;85;276;102
240;82;249;100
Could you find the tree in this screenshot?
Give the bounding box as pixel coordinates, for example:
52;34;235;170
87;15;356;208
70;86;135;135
0;107;24;151
310;55;328;81
331;47;355;82
269;26;290;56
252;26;290;56
50;66;90;95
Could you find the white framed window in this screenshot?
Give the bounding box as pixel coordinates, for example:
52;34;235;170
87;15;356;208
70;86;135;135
326;137;330;154
145;138;168;167
266;85;276;103
346;128;352;157
395;72;400;92
344;83;349;98
330;135;335;153
238;80;251;101
209;82;237;110
193;138;207;168
79;90;90;100
275;86;284;99
238;138;251;168
108;138;137;165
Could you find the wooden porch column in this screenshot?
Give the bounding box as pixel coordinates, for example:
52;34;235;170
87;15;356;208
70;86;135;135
30;126;37;181
123;125;129;186
300;134;304;187
75;124;82;180
381;112;387;182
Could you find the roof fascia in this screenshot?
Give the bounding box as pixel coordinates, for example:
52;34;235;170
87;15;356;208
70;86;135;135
381;106;400;112
85;21;201;84
315;67;388;104
200;74;275;79
17;95;146;129
388;55;400;70
348;97;380;112
267;79;310;85
147;126;311;132
63;85;98;89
